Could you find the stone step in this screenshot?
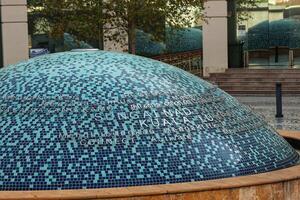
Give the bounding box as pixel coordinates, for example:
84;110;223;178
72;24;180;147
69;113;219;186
206;69;300;95
211;73;300;78
210;77;300;82
226;69;300;73
219;85;300;91
216;81;300;87
222;90;300;95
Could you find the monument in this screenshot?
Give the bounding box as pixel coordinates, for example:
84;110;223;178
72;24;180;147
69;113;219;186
0;51;298;190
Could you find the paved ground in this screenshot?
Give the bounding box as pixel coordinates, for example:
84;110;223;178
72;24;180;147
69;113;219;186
235;96;300;131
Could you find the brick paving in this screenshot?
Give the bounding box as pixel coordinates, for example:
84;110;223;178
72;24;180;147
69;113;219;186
236;96;300;131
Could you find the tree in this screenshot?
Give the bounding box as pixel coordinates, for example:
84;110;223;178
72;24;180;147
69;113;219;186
102;0;203;54
28;0;203;53
28;0;104;49
28;0;259;54
236;0;268;22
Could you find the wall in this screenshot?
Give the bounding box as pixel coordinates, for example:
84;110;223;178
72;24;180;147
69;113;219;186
0;0;28;67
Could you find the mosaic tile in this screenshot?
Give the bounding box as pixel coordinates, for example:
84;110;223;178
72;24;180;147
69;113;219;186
0;51;298;190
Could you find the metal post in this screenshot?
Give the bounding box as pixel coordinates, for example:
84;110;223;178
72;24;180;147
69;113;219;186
275;46;279;63
243;51;249;68
275;83;283;118
289;50;294;68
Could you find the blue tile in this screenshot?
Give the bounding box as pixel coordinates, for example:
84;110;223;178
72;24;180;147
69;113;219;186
0;51;298;191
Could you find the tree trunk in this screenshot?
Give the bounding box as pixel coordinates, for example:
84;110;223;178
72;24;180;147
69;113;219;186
97;0;104;50
128;20;136;54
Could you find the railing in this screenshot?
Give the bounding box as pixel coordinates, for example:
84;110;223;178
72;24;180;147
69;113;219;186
244;48;300;68
151;50;203;77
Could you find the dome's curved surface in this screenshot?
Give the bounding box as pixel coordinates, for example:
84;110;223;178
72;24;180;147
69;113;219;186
245;20;269;50
64;33;93;50
0;51;298;190
135;27;203;56
244;19;300;50
166;27;203;53
136;30;166;56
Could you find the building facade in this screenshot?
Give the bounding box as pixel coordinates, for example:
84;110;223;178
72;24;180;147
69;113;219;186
1;0;300;77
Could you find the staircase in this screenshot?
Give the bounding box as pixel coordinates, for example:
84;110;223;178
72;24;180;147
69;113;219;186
207;69;300;95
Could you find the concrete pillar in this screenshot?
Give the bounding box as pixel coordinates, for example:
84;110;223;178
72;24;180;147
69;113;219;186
203;0;228;77
0;0;28;67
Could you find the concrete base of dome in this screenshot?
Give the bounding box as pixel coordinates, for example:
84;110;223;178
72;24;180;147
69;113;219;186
0;130;299;200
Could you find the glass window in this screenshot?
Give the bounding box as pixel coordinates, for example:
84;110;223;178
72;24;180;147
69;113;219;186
238;0;300;68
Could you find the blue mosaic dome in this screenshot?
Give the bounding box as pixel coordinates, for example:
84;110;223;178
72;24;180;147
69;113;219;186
135;27;203;56
245;19;300;50
0;51;298;191
166;27;203;53
63;33;93;50
136;30;166;56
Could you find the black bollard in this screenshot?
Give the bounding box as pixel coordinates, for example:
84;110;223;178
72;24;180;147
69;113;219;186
275;82;283;118
275;46;279;63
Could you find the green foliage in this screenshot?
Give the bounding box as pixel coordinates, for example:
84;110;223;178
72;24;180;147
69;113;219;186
236;0;266;22
28;0;103;47
28;0;203;53
28;0;259;53
102;0;203;53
